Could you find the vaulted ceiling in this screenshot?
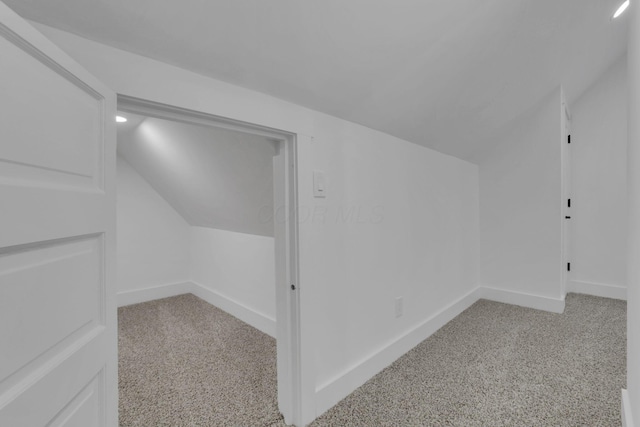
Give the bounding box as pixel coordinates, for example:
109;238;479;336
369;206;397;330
117;114;276;237
6;0;628;160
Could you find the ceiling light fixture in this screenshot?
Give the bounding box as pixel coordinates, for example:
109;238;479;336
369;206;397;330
613;0;630;19
116;115;128;123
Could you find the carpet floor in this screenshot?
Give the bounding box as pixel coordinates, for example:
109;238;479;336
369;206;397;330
118;294;283;427
118;293;625;426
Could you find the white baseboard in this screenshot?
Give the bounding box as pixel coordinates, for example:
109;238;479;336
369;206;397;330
314;287;481;418
314;285;570;417
568;280;626;301
623;389;635;427
479;286;566;314
190;281;276;338
117;281;276;338
117;281;192;307
120;282;580;423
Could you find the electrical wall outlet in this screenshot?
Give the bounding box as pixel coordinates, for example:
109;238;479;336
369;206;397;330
395;296;403;318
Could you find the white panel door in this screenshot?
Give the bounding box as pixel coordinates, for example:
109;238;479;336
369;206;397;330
0;3;117;427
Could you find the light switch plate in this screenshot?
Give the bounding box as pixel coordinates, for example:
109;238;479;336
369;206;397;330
395;296;403;318
313;170;326;198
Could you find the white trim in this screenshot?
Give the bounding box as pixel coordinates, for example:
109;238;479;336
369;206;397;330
568;280;627;301
117;282;192;307
623;389;635;427
117;281;277;338
190;281;276;338
479;286;566;313
118;282;575;423
314;285;570;418
315;287;481;417
118;96;306;426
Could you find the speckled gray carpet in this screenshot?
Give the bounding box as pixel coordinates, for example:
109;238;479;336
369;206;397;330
119;293;625;427
118;294;284;426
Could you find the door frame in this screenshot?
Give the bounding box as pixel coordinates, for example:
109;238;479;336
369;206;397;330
117;95;305;425
561;92;572;297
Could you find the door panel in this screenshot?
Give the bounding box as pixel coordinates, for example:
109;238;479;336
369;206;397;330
0;34;103;183
48;372;103;427
0;2;116;426
0;339;105;427
0;235;102;383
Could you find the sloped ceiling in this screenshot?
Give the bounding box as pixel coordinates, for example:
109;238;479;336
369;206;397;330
117;114;275;237
6;0;628;160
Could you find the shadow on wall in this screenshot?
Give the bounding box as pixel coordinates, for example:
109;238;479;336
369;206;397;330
117;114;276;237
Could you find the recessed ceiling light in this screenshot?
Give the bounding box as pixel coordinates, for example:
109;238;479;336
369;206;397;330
613;0;629;19
116;115;128;123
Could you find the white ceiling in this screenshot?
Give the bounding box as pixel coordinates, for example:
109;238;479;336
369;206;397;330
7;0;628;160
117;114;276;237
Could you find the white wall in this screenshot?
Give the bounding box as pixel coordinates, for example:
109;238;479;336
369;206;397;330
570;57;628;298
308;120;480;393
190;227;276;321
116;156;190;293
478;89;564;303
35;24;480;422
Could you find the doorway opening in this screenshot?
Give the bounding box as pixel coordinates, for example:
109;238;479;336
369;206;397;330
115;96;302;425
